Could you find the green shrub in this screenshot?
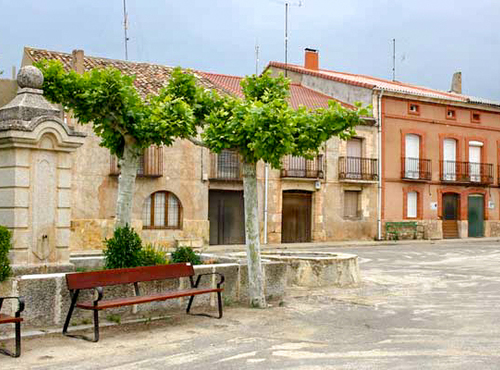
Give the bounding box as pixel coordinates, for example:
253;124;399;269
0;226;12;282
140;244;168;266
103;225;143;269
170;246;202;265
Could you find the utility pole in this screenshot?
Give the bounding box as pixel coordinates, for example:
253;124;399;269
123;0;129;60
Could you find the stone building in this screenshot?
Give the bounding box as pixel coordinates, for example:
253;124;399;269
0;46;381;253
267;48;500;239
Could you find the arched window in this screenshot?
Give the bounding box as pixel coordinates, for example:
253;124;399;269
142;191;182;229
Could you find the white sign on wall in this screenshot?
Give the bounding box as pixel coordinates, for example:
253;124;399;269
430;202;438;210
489;201;495;209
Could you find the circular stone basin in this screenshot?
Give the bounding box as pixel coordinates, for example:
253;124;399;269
232;251;361;288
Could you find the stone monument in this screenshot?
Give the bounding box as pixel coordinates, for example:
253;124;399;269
0;66;85;273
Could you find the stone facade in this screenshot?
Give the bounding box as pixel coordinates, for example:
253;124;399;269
0;66;85;267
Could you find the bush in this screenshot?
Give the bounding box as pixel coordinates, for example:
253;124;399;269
170;246;202;265
140;244;168;266
103;225;143;269
0;226;12;282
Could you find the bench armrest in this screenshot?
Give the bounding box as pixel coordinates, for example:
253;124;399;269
93;287;104;307
0;296;25;316
191;272;225;289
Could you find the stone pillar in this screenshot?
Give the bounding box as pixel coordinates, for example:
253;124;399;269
0;66;85;273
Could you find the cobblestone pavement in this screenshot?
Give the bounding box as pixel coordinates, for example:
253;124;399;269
3;240;500;369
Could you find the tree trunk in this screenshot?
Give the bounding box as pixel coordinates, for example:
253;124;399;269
115;137;141;228
242;161;266;308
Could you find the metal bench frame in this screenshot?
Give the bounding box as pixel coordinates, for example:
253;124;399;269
0;296;25;358
62;263;224;342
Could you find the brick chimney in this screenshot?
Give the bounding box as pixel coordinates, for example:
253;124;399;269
304;48;319;70
71;49;85;74
450;71;462;94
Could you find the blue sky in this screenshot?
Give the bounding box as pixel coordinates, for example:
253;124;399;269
1;0;499;100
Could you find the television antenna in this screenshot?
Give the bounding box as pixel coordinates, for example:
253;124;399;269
284;1;303;77
123;0;130;60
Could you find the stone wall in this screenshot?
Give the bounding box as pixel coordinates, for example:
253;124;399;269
0;261;286;329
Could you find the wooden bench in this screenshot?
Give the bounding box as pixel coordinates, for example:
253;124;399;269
62;263;224;342
0;296;25;357
385;221;424;240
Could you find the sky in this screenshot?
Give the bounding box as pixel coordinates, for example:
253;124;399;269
0;0;499;100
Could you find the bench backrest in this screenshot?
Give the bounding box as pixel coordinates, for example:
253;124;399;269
66;263;195;290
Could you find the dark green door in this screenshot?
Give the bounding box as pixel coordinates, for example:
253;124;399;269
468;195;484;237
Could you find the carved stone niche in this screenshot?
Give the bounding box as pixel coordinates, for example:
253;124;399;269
0;66;86;273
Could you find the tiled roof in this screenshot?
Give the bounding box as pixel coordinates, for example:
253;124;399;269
267;61;500;107
24;47;225;99
198;71;354;110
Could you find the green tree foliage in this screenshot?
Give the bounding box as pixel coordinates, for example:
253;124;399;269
103;225;143;269
0;225;12;282
170;246;202;265
35;60;205;157
202;71;370;166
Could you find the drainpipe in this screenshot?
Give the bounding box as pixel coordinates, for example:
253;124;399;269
377;89;384;240
263;163;269;244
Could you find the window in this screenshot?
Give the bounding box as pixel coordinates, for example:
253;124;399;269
217;150;241;179
471;112;481;123
446;108;456;120
407;191;418;218
404;134;420;179
110;146;163;177
408;103;420;115
344;191;360;218
142;191;182;229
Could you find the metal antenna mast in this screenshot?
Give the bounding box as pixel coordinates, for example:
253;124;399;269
123;0;129;60
392;38;396;81
285;2;288;77
255;42;260;75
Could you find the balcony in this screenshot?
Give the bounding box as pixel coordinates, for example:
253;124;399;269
209;150;242;181
110;146;163;177
281;155;324;179
401;157;432;181
440;160;493;185
338;157;378;181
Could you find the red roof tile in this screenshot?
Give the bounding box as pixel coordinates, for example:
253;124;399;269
198;71;354;110
266;61;480;104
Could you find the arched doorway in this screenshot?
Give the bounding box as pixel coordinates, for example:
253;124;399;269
442;193;460;239
281;190;312;243
468;194;484;237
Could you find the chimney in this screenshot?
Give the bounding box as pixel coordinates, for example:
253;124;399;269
304;48;319;70
71;49;84;74
451;71;462;94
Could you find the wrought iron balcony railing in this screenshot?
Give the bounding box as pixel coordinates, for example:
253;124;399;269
401;157;432;181
440;160;493;185
338;156;378;181
280;155;324;179
110;146;163;177
209;150;242;181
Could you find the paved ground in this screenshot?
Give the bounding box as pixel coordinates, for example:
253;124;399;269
4;240;500;369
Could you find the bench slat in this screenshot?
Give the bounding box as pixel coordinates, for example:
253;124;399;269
76;287;223;310
66;263;195;290
0;314;23;324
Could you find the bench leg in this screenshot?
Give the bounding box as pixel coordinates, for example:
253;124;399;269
186;292;223;319
63;290;99;342
0;321;22;358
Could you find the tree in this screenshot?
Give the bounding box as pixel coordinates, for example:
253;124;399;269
36;60;217;227
199;71;370;307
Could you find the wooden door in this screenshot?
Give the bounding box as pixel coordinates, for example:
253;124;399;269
209;190;245;245
347;138;362;178
281;191;312;243
405;134;420;179
468;195;484;237
442;193;459;239
468;144;481;182
443;138;457;181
